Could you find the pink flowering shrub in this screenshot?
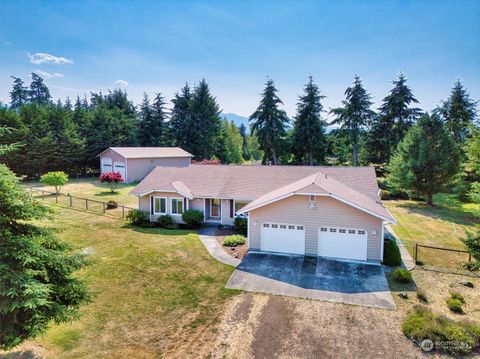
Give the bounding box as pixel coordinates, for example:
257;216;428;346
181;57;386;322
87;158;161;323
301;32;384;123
99;172;124;192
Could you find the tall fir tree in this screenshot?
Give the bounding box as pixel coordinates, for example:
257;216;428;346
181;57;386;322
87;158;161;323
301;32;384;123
291;76;327;165
189;79;222;159
138;94;154;146
238;123;250;160
29;73;51;105
330;75;375;166
170;84;193;151
249;79;289;165
151;93;168;145
435;80;478;143
366;74;421;165
9;76;29;110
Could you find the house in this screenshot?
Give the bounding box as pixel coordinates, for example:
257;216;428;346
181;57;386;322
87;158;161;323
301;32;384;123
97;147;192;183
130;165;396;263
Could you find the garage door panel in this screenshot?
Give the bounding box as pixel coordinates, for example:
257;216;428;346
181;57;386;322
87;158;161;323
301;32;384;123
261;223;305;255
113;162;126;180
101;157;112;173
318;227;367;261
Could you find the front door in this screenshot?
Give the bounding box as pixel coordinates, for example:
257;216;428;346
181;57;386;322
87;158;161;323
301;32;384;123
211;199;220;218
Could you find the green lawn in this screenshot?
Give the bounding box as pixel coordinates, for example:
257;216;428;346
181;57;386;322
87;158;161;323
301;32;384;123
12;207;238;358
24;178;138;207
385;193;480;269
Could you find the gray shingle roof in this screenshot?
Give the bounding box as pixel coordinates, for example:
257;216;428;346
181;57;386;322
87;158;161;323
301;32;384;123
100;147;193;158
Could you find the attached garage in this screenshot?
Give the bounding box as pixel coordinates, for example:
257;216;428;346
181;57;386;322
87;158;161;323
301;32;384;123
318;227;367;261
260;222;305;255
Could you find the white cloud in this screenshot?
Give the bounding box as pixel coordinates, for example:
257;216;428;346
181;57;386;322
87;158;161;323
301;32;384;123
35;70;64;79
27;52;73;65
115;79;128;87
4;41;11;46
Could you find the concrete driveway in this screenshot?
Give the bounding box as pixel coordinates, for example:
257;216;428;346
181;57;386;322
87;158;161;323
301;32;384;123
226;252;395;309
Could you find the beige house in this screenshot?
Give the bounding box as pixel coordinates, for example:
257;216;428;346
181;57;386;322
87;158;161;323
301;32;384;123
130;165;396;263
98;147;192;183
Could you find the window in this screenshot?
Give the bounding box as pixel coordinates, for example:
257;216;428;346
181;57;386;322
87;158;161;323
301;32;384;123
288;225;295;229
280;224;286;229
272;224;278;228
320;227;327;232
171;198;184;215
235;201;249;215
154;197;166;214
229;200;234;218
297;226;304;230
210;199;220;218
263;223;270;228
339;229;346;233
348;229;355;234
329;228;337;233
309;195;315;202
358;230;366;235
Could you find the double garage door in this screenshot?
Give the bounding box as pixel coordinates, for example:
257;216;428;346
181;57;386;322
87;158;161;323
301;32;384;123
101;157;126;180
260;223;367;261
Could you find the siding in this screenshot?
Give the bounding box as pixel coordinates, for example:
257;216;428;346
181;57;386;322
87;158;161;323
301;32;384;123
248;195;383;261
221;199;235;226
126;157;191;183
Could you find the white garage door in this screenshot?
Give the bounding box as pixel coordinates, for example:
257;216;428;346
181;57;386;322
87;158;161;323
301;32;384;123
113;162;126;180
261;223;305;255
101;157;112;174
318;227;367;261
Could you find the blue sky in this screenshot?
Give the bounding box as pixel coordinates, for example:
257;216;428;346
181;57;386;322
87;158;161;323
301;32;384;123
0;1;478;118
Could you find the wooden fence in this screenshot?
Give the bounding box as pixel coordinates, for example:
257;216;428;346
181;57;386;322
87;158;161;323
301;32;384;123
28;187;136;219
412;242;476;274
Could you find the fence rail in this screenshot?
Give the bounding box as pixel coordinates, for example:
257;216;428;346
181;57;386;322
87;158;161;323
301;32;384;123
412;242;475;274
28;187;136;219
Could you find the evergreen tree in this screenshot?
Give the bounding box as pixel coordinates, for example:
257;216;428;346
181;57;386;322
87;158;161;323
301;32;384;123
29;73;51;105
435;80;478;143
238;123;250;160
151;93;168;145
291;76;327;165
0;165;90;350
9;76;29;110
138;94;154;146
170;84;193;151
366;74;421;165
330;75;375;166
388;114;459;206
217;120;243;164
189;79;222;159
249;79;289;165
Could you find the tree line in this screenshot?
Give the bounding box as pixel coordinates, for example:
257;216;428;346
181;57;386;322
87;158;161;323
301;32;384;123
0;72;478;205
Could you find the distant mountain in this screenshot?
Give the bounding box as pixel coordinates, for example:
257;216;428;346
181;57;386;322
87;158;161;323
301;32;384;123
223;113;250;129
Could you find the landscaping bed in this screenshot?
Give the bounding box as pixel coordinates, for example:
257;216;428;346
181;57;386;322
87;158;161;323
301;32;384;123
215;227;248;260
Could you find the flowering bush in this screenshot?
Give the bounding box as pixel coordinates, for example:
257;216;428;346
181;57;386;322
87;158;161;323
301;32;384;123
99;172;124;192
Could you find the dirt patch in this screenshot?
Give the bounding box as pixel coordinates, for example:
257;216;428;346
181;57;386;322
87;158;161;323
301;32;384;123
215;228;248;260
233;293;254;322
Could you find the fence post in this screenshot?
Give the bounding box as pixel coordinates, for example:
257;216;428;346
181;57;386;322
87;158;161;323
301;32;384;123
69;194;72;207
469;252;472;262
103;202;106;213
414;243;418;264
86;198;88;210
55;192;58;203
122;206;125;218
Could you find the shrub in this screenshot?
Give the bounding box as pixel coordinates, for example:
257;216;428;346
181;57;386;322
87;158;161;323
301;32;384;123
403;306;480;355
139;221;156;228
450;291;465;303
462;230;480;271
126;209;146;226
416;290;428;303
157;214;173;228
182;209;204;227
40;171;68;194
164;223;178;230
99;171;124;192
106;200;118;209
393;268;412;283
223;235;246;247
446;298;464;314
383;239;402;266
234;217;248;235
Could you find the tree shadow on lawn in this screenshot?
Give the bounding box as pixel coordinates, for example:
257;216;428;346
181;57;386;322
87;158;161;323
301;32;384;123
395;200;479;227
122;224;197;236
0;349;43;359
94;191;121;197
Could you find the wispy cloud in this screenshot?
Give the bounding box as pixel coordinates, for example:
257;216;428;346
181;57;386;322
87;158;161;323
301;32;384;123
115;79;128;87
4;41;11;46
35;70;64;79
27;52;73;65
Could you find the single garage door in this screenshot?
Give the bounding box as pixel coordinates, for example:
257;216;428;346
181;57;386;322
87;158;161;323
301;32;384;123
114;162;126;180
318;227;367;261
261;222;305;255
101;157;112;174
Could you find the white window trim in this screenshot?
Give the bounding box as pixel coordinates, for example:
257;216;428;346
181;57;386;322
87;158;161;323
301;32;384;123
153;196;167;215
170;197;184;216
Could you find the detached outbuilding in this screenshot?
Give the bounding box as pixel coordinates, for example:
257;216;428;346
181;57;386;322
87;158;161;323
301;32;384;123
98;147;192;183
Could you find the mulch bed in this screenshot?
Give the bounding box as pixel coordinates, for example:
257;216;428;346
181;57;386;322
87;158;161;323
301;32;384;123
215;227;248;260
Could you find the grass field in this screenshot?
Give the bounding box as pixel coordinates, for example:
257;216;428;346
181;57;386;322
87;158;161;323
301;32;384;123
6;207;238;358
24;178;138;207
385;193;480;269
